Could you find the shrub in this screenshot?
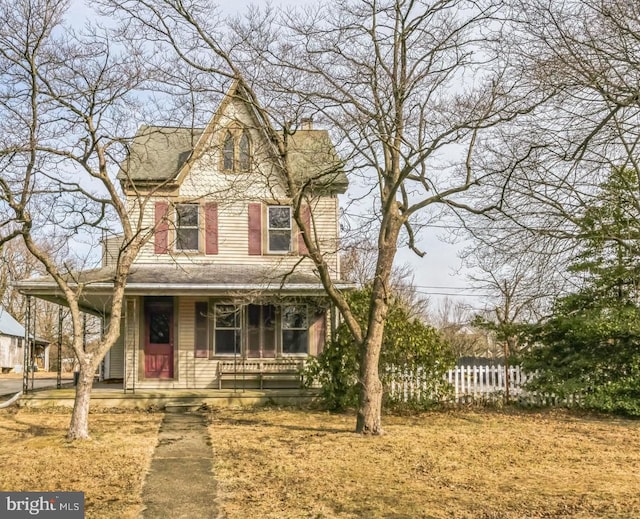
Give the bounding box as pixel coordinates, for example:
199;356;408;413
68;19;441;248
303;288;455;411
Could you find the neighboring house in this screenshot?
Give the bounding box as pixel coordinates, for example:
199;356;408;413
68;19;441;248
0;306;49;373
18;81;350;390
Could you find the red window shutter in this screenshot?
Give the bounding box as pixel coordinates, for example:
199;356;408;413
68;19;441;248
298;204;311;255
248;203;262;255
194;302;209;358
205;203;218;255
310;311;327;355
154;201;169;254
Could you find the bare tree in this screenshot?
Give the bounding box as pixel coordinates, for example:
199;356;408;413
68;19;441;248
0;240;43;320
447;2;640;393
431;297;491;359
341;237;431;321
98;0;539;434
0;0;170;439
475;0;640;253
0;239;71;363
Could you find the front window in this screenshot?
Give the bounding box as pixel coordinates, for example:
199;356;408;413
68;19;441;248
214;304;242;355
282;305;308;354
175;204;199;251
268;206;292;253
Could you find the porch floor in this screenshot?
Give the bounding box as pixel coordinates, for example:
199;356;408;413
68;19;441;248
20;384;317;409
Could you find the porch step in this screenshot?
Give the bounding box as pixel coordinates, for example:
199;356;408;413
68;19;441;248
163;402;204;413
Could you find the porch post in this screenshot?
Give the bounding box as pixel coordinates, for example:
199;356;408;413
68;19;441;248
124;297;137;393
57;305;63;389
22;295;31;394
30;299;36;390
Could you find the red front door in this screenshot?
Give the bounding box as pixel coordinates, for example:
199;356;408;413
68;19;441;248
144;300;174;378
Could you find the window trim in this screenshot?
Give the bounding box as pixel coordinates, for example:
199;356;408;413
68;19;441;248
267;205;292;254
174;203;200;252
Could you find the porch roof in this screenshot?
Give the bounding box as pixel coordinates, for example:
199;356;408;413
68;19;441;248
15;264;354;315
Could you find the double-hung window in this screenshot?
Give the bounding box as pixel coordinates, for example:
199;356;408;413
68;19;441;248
268;206;292;253
214;304;242;355
282;305;308;354
175;204;199;251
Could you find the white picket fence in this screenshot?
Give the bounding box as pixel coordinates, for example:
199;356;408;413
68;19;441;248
445;365;530;403
388;364;532;404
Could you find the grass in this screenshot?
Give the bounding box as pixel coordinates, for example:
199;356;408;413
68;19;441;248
1;405;639;518
0;408;162;519
209;407;640;519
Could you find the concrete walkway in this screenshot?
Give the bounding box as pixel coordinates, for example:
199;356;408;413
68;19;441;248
140;412;217;518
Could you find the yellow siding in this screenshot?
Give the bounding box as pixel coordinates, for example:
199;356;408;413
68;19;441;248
131;196;340;277
180;296;195;387
124;96;342;278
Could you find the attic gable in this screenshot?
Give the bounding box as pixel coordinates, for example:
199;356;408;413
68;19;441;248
119;81;347;195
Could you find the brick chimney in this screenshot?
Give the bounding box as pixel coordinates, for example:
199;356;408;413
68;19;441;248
300;117;313;130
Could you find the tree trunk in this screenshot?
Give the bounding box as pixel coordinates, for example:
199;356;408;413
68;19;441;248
354;216;401;435
356;346;384;435
67;361;96;440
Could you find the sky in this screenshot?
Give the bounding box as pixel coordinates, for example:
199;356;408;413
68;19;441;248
65;0;485;316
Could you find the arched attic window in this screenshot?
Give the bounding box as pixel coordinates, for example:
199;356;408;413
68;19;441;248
221;127;251;172
223;131;235;171
238;131;250;171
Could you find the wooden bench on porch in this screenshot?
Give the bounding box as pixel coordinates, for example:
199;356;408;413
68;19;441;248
216;359;305;390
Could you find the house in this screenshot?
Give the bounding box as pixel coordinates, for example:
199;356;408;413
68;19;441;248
0;306;49;373
17;81;350;390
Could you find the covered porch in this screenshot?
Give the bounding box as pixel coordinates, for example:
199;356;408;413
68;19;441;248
16;264;348;392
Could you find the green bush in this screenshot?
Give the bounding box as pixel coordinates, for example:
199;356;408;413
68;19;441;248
303;288;455;411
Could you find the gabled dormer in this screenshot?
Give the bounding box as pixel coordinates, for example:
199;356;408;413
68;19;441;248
118;80;347;198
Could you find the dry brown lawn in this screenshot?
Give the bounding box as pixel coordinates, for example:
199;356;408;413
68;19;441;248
0;408;161;519
209;408;640;519
1;406;638;519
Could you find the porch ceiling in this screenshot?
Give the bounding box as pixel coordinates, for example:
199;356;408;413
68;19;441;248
15;264;355;316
